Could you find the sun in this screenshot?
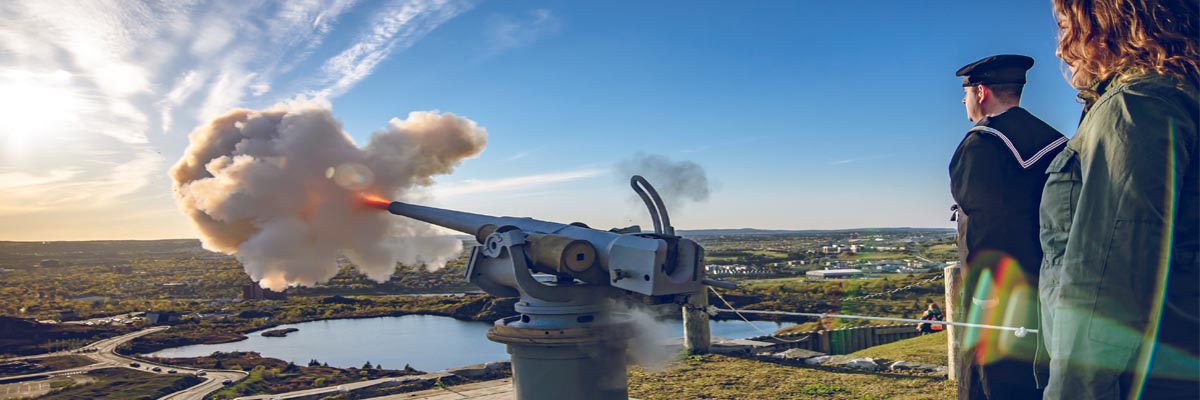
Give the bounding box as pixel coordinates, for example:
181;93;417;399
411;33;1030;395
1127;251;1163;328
0;70;85;151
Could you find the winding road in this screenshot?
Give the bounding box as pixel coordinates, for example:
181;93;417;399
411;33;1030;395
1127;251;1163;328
0;325;246;400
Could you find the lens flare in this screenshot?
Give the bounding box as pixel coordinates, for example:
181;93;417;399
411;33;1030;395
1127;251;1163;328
962;253;1038;365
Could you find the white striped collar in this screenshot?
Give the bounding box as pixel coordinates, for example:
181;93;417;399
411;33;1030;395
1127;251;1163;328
969;126;1068;169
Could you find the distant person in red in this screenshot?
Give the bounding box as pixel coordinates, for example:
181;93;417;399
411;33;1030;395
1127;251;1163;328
917;303;944;334
949;54;1066;400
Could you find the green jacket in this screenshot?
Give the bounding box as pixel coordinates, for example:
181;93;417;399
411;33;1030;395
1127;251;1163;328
1039;73;1199;399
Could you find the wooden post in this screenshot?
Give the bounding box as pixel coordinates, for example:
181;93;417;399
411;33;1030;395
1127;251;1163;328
849;328;856;353
683;290;710;354
832;328;844;354
944;266;963;383
818;330;831;354
845;327;854;353
845;328;855;353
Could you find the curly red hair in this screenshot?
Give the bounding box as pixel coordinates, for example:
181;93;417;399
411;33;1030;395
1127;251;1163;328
1054;0;1199;103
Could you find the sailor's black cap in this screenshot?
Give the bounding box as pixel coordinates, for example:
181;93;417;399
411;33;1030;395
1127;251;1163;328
956;54;1035;87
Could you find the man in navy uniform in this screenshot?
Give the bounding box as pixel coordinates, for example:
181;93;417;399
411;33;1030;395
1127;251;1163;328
949;54;1066;400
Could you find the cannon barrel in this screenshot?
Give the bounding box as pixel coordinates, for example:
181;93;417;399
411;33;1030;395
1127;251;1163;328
384;200;703;296
386;201;617;246
386;201;497;240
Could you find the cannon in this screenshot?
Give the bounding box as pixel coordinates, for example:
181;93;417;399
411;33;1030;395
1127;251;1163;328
384;200;704;297
382;176;724;400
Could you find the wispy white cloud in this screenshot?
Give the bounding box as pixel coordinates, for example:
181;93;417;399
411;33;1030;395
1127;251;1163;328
0;0;471;237
1;0;468;140
198;69;259;122
190;16;237;58
506;151;532;161
318;0;474;96
96;150;165;200
504;145;549;161
483;9;561;57
434;168;607;198
829;154;893;166
187;0;366;123
0;1;161;145
0;169;81;190
0;150;163;216
159;70;205;133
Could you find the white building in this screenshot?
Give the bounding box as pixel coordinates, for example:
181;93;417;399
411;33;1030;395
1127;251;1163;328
805;268;863;279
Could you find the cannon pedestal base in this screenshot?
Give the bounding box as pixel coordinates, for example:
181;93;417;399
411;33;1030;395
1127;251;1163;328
488;315;630;400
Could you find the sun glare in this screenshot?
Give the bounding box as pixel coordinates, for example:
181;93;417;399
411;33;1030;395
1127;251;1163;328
0;70;85;151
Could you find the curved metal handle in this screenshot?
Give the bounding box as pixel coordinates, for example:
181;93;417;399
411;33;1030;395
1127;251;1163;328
630;175;673;235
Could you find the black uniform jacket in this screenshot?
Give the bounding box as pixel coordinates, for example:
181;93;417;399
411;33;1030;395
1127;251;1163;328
950;107;1067;283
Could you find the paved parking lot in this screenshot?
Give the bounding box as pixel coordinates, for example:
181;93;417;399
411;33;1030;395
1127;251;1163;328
0;380;51;399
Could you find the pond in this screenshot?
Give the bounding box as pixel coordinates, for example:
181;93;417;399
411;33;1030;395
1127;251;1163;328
148;314;794;371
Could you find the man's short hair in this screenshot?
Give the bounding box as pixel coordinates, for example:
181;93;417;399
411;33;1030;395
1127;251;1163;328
984;83;1024;102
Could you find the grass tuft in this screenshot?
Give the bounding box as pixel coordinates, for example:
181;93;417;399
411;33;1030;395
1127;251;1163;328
800;383;849;395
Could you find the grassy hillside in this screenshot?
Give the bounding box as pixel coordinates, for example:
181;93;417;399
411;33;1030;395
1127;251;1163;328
628;333;953;399
40;367;200;400
850;331;948;366
628;355;952;399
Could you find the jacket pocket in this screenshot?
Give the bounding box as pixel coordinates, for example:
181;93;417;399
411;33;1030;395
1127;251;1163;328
1086;219;1160;349
1040;147;1080;271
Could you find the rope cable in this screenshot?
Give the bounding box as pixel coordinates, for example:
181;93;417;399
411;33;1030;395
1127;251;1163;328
711;307;1036;336
708;286;810;343
708;286;1036;337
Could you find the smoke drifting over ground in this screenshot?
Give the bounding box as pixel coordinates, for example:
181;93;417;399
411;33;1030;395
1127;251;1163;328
616;153;711;211
171;99;486;290
604;299;679;372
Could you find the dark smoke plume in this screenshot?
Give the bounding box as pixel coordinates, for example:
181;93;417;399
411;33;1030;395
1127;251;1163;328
170;99;486;290
616;153;711;212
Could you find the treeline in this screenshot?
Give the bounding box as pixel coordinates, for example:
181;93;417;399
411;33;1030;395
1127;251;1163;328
0;316;133;357
287;262;473;296
0;254;475;320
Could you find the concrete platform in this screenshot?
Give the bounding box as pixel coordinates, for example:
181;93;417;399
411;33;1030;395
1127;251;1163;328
368;378;640;400
709;337;776;355
370;378;513;399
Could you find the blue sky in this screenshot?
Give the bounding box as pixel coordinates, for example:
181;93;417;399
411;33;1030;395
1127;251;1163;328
0;0;1083;240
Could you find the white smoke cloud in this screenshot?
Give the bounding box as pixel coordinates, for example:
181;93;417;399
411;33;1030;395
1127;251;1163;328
604;299;679;373
170;98;486;290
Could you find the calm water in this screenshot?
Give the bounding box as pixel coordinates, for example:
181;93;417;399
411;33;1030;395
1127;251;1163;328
148;315;793;371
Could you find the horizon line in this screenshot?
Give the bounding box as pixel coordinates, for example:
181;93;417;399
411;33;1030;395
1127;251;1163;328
0;226;955;243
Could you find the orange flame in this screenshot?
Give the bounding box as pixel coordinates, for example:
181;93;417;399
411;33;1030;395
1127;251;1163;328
359;194;392;210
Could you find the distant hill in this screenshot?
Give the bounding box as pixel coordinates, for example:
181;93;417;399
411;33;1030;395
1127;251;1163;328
0;227;956;249
0;238;204;253
676;227;955;236
0;239;216;269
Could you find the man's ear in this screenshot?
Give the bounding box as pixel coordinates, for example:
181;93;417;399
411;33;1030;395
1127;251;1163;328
975;85;989;103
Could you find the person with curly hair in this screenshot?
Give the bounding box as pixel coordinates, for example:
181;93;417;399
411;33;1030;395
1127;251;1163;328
1040;0;1199;398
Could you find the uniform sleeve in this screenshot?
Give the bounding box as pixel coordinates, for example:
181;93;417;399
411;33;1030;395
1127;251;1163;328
949;134;1012;263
